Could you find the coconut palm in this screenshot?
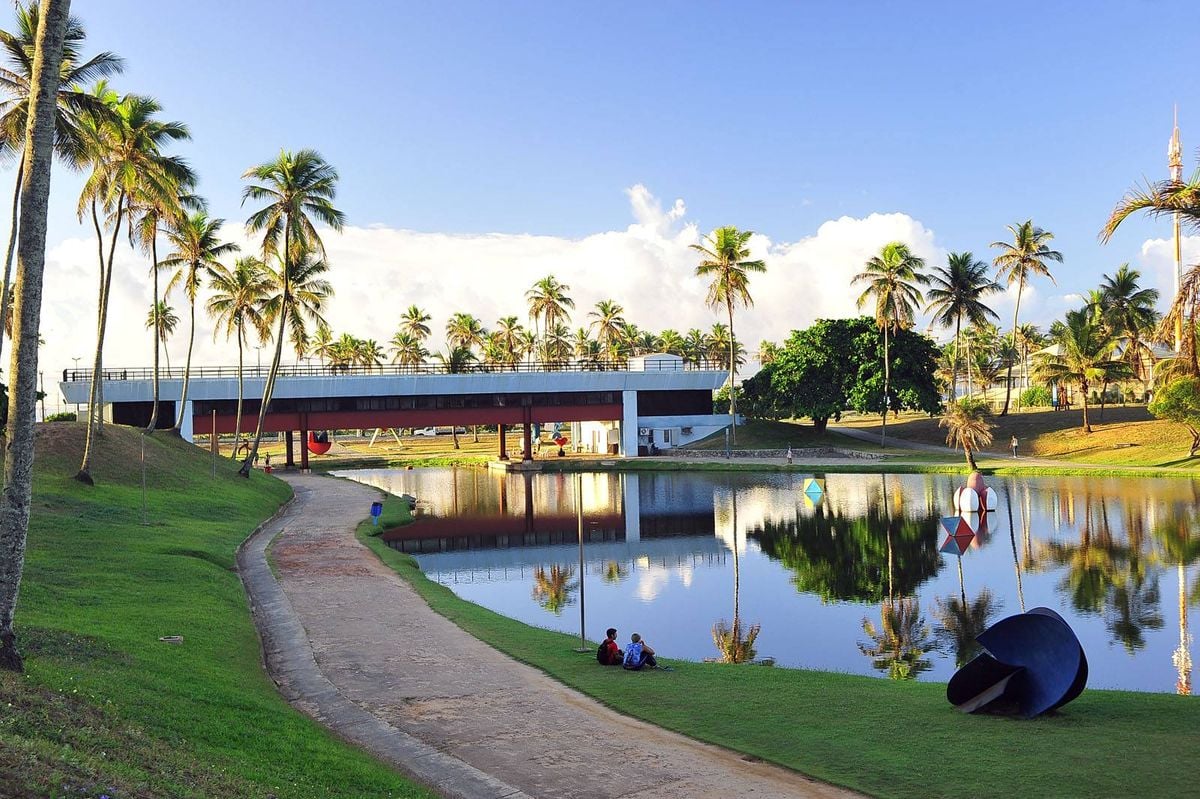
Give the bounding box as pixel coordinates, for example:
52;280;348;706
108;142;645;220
389;330;427;367
526;275;574;346
1099;264;1160;385
144;301;178;369
939;397;994;470
0;0;74;672
1014;323;1043;394
446;311;486;354
493;315;524;367
1034;309;1134;433
659;329;685;356
692;226;766;443
924;252;1001;400
359;338;385;371
541;321;572;365
239;149;345;476
75;90;191;483
400;304;431;342
207;257;270;457
683;328;707;365
756;340;779;367
0;3;123;361
159;210;238;432
853;241;927;445
434;345;477;375
311;320;333;365
992;221;1063;415
588;299;625;357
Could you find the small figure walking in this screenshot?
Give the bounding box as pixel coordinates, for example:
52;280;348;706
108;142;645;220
1010;435;1018;458
786;446;793;465
264;452;273;473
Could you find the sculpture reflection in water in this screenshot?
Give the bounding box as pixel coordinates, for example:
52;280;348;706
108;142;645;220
712;483;762;663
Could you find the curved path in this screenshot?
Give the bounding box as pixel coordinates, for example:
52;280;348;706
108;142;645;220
242;472;859;799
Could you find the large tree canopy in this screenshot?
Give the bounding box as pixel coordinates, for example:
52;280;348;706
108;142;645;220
742;316;941;430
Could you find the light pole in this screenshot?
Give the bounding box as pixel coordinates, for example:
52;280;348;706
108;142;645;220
71;357;81;415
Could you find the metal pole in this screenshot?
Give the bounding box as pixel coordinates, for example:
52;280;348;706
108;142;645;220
576;470;588;652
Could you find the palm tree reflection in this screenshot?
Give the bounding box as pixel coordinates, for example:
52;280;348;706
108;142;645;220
532;564;577;615
712;484;763;663
601;560;628;584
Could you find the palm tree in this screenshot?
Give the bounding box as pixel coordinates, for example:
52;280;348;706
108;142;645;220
924;252;1001;400
939;398;994;471
445;311;486;353
756;340;779;367
853;241;927;445
359;338;384;371
1034;309;1133;432
659;329;685;356
145;301;178;369
434;345;476;374
75;91;190;483
692;226;766;444
683;328;707;365
992;221;1063;415
541;321;572;365
159;211;238;433
207;257;270;458
588;299;625;357
1099;264;1160;386
400;304;431;342
493;315;524;367
239;149;345;476
388;330;427;367
311;320;333;365
1014;323;1043;394
0;0;74;673
712;487;762;663
526;275;574;351
0;2;122;361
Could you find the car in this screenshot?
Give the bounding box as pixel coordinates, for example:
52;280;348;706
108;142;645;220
413;426;439;436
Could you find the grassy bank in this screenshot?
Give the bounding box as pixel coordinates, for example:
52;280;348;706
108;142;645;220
357;492;1199;799
1;423;431;799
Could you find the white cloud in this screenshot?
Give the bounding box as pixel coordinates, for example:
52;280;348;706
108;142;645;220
1135;234;1200;310
36;186;964;408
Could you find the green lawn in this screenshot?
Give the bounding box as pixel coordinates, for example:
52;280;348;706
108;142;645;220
2;422;432;799
358;492;1200;799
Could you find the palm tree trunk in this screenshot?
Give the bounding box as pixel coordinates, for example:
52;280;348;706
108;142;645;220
952;314;961;403
232;330;244;460
1;0;72;672
1002;285;1023;416
1006;485;1026;612
173;277;197;432
1081;380;1091;433
0;155;26;362
147;232;161;431
965;443;978;471
240;225;290;477
727;299;737;445
77;189;125;483
881;323;889;447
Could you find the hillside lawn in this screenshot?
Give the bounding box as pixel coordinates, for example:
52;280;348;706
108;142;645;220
0;422;432;799
356;494;1200;799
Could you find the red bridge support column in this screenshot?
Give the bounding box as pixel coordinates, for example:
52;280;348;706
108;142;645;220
300;421;310;471
498;424;508;460
285;430;295;469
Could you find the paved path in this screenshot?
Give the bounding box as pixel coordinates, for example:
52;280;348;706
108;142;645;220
248;473;859;799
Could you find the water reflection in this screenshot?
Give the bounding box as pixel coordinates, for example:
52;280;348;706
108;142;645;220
338;467;1200;693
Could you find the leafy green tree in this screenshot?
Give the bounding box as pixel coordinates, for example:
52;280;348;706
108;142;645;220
239;149;344;476
992;221;1063;415
1035;309;1133;433
1148;377;1200;457
691;226;766;443
924;252;1000;399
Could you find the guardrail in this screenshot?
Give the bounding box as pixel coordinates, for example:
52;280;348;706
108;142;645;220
62;358;725;383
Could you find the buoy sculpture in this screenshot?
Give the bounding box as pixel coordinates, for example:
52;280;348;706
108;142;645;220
308;431;332;455
947;607;1088;718
953;470;997;513
801;477;825;505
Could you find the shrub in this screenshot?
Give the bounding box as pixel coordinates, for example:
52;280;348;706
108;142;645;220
45;411;77;422
1019;386;1052;407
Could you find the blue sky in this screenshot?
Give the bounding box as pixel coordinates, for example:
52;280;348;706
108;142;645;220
25;1;1200;380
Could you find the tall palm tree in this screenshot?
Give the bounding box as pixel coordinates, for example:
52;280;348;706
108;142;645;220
0;0;74;673
400;304;431;342
541;321;572;366
434;345;476;374
1034;309;1133;433
145;300;177;368
239;149;344;476
0;2;122;360
206;257;270;458
494;315;524;367
1099;264;1160;385
939;398;994;471
692;226;765;444
992;221;1063;415
388;330;427;367
588;299;625;357
659;329;685;356
445;311;486;353
359;338;385;371
853;241;927;445
1014;323;1043;394
310;320;333;365
159;210;237;433
525;275;574;349
683;328;707;365
75;91;190;483
924;252;1000;400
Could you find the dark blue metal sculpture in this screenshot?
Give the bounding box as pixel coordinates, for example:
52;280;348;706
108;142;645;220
947;607;1088;718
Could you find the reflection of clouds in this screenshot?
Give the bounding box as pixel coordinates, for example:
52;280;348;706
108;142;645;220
635;569;671;602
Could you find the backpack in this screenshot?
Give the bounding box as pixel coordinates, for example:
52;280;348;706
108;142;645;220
623;641;644;670
597;639;620;665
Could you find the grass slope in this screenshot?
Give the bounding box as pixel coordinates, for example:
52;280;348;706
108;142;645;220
1;422;431;799
358;492;1200;799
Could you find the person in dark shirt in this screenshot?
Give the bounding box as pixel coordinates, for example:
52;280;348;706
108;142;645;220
597;627;623;666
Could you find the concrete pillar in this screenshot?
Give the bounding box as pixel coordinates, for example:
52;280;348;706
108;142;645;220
498;424;508;460
285;430;295;469
620;390;638;457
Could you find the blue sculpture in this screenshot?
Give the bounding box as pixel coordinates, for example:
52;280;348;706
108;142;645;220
947;607;1088;718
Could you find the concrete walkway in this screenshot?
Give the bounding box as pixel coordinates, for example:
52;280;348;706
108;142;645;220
245;473;859;799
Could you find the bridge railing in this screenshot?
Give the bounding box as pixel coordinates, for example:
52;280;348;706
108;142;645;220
62;358;726;382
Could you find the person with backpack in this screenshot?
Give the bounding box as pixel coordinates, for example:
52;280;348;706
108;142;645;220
622;632;657;670
596;627;623;666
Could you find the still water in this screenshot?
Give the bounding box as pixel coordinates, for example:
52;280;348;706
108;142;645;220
341;467;1200;694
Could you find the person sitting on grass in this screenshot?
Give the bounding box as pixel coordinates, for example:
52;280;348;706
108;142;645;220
596;627;623;666
622;632;658;670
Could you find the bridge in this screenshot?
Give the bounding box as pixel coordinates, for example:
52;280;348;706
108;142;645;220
59;353;731;467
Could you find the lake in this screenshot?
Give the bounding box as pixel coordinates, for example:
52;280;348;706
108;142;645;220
340;467;1199;693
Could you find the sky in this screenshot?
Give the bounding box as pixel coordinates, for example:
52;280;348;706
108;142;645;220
14;1;1200;406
